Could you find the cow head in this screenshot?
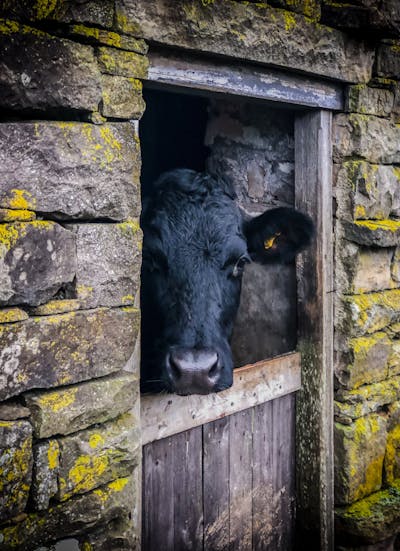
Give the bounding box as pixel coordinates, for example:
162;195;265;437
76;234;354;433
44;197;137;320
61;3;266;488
141;169;313;395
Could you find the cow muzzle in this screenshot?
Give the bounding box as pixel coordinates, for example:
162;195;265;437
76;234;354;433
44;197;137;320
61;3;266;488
166;347;222;395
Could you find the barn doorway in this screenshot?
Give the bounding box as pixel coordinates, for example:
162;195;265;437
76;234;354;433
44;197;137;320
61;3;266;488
139;49;338;551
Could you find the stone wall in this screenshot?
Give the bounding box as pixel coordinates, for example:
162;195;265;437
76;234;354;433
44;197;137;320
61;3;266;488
0;4;146;549
0;0;400;549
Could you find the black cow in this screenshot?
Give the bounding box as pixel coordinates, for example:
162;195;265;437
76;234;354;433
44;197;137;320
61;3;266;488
141;169;313;396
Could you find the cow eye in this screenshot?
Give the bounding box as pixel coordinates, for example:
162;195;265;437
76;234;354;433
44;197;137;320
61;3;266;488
232;255;250;278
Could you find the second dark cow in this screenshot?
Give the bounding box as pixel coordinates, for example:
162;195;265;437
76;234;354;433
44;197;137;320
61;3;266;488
141;169;313;395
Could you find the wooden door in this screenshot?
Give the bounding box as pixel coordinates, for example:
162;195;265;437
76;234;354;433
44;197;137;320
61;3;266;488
141;353;300;551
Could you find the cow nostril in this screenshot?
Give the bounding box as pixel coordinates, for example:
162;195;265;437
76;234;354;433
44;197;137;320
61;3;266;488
208;357;220;379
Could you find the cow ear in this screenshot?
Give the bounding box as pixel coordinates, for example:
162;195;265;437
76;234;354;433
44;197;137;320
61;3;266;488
244;207;314;264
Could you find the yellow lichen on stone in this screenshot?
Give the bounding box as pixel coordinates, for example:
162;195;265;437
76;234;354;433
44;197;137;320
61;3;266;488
47;440;59;470
30;299;81;316
0;18;48;38
93;476;129;503
0;209;36;222
36;388;78;413
355;219;400;232
0;308;28;323
89;433;105;449
283;10;297;32
0;223;23;249
7;189;36;211
65;454;108;498
355;204;367;219
33;0;58;19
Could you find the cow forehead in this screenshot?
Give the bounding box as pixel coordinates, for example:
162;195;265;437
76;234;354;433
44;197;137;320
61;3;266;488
145;193;245;255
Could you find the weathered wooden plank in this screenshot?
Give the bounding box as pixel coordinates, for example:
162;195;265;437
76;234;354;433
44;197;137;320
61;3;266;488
173;427;204;550
141;352;300;445
147;50;344;111
229;409;253;550
203;417;230;551
295;110;334;551
252;400;274;551
142;437;174;551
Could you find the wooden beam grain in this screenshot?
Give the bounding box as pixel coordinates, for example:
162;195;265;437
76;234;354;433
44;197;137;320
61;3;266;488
141;352;301;445
146;50;344;111
295;110;334;551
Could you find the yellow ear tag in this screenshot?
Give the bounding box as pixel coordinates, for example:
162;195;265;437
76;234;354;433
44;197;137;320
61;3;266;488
264;232;281;250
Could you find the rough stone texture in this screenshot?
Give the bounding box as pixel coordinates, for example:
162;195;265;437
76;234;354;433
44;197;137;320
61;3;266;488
0;401;30;420
68;24;148;54
0;306;140;400
97;47;149;78
336;332;392;389
0;122;141;221
0;20;101;113
0;0;115;27
68;222;142;309
336;481;400;545
335;162;400;222
57;413;139;501
0;419;32;521
0;221;76;307
346;85;394;117
0;476;135;551
29;299;82;316
334;414;387;505
321;0;400;36
376;41;400;79
385;424;400;485
342;220;400;248
31;440;59;510
391;248;400;284
333;114;400;164
100;75;145;119
336;240;394;294
268;0;321;19
206;100;294;212
114;0;374;82
338;290;400;337
25;372;138;438
335;376;400;422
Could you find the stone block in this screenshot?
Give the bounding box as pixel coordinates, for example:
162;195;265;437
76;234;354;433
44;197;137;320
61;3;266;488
29;299;81;316
25;372;138;438
0;419;32;521
342;220;400;248
114;0;374;82
0;19;101;113
68;24;148;54
0;122;141;221
335;377;400;422
335;481;400;545
0;476;135;551
376;41;400;79
338;290;400;337
31;440;59;510
69;222;142;309
333;114;400;164
321;0;400;35
0;1;115;27
389;341;400;377
336;240;393;294
0;306;140;400
97;47;148;78
334;414;387;505
384;424;400;485
0;400;30;420
0;221;76;307
391;247;400;284
100;75;145;119
335;161;400;222
57;413;139;501
346;85;394;117
336;332;391;389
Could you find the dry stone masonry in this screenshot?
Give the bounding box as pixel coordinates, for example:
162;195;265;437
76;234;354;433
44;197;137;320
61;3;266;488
0;0;399;549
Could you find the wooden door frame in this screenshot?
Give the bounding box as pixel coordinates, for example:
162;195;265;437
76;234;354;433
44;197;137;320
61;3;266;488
141;49;339;550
